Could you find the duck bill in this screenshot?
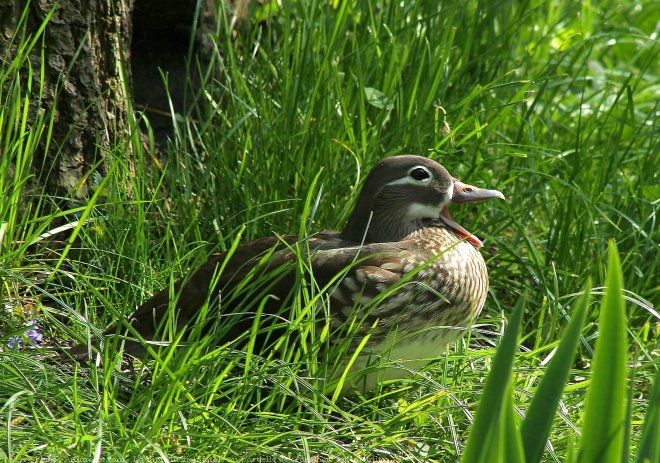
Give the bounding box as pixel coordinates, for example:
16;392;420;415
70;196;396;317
440;181;505;248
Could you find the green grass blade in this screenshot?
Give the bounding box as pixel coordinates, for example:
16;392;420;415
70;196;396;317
565;434;577;463
461;296;524;463
497;384;526;463
636;360;660;463
521;278;592;462
577;241;628;463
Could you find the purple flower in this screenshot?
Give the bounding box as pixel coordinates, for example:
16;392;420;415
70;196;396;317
5;320;43;349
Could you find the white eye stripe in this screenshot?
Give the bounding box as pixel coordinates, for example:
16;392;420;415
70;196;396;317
386;177;420;186
386;166;433;186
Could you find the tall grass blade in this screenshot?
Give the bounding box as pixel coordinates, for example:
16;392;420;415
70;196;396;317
496;384;525;463
520;278;592;462
577;241;627;463
460;296;524;463
636;361;660;463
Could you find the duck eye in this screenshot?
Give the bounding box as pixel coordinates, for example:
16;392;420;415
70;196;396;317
410;167;431;181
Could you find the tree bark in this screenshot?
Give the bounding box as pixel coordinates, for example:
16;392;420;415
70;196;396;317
1;0;134;196
1;0;222;197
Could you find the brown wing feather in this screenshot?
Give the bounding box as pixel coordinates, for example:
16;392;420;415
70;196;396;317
70;233;419;358
121;235;301;340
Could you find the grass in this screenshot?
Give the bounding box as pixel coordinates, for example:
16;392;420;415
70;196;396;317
1;0;658;461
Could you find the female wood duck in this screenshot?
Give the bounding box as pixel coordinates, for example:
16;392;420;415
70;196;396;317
71;155;504;391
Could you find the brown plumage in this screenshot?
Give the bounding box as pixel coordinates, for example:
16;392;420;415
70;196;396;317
69;155;504;391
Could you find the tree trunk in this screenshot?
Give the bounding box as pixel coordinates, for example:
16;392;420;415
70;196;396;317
0;0;222;197
1;0;133;196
